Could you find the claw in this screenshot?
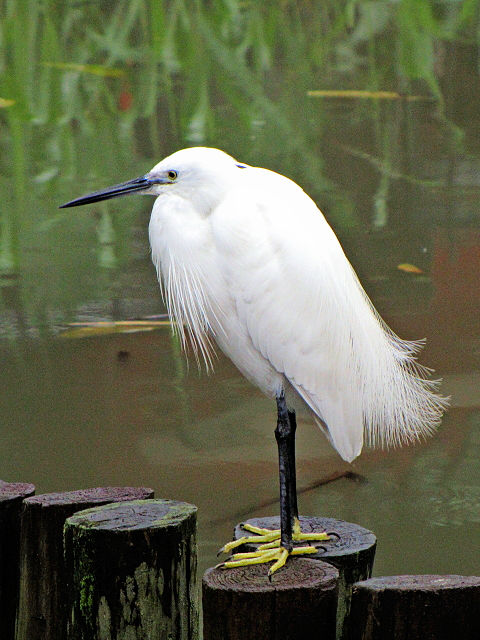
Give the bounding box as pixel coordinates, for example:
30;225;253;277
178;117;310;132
326;531;341;540
293;531;330;542
268;547;289;576
243;523;281;536
224;548;279;568
218;521;332;575
219;529;282;556
290;545;318;556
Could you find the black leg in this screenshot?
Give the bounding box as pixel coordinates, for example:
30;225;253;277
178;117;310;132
287;408;299;522
275;392;298;552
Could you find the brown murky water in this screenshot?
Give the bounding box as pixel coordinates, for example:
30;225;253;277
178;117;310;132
1;300;478;578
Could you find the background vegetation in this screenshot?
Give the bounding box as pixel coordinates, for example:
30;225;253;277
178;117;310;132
0;0;479;331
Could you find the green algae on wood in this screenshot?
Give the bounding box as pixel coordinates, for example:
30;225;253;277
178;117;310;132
64;499;198;640
15;487;154;640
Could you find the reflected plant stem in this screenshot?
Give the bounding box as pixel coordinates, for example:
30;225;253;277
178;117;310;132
196;11;331;192
372;105;395;228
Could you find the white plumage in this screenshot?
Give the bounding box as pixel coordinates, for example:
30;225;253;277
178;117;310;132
147;147;447;463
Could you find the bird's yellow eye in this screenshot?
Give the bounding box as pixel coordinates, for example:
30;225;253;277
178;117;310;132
167;170;178;181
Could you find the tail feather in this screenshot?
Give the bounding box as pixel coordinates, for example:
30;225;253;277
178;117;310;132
290;264;449;463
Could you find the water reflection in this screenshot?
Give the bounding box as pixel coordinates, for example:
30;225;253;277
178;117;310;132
0;328;477;576
0;1;479;578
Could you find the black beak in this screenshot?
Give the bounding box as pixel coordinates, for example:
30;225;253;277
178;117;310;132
59;175;167;208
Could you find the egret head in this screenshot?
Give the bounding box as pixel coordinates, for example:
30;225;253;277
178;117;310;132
60;147;245;209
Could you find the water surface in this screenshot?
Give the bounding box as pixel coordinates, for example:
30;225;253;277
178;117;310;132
0;1;479;578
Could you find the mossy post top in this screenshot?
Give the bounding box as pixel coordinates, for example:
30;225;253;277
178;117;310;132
65;498;197;532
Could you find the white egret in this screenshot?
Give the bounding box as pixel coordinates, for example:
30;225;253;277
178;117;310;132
61;147;448;575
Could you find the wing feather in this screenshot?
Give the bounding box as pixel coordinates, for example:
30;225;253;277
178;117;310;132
212;169;448;462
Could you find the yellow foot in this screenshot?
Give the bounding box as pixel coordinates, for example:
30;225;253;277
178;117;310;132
218;518;330;576
220;544;318;576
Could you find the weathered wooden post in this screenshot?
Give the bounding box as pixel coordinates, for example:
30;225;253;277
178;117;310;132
203;558;339;640
15;486;154;640
64;499;198;640
233;516;376;638
346;575;480;640
0;481;35;640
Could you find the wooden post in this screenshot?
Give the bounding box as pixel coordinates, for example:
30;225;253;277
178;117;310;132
346;575;480;640
202;558;338;640
64;499;198;640
15;486;154;640
233;516;376;639
0;481;35;640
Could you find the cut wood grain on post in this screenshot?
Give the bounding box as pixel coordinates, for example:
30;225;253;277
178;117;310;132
64;499;198;640
0;480;35;640
346;575;480;640
16;486;154;640
203;558;338;640
233;516;376;639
